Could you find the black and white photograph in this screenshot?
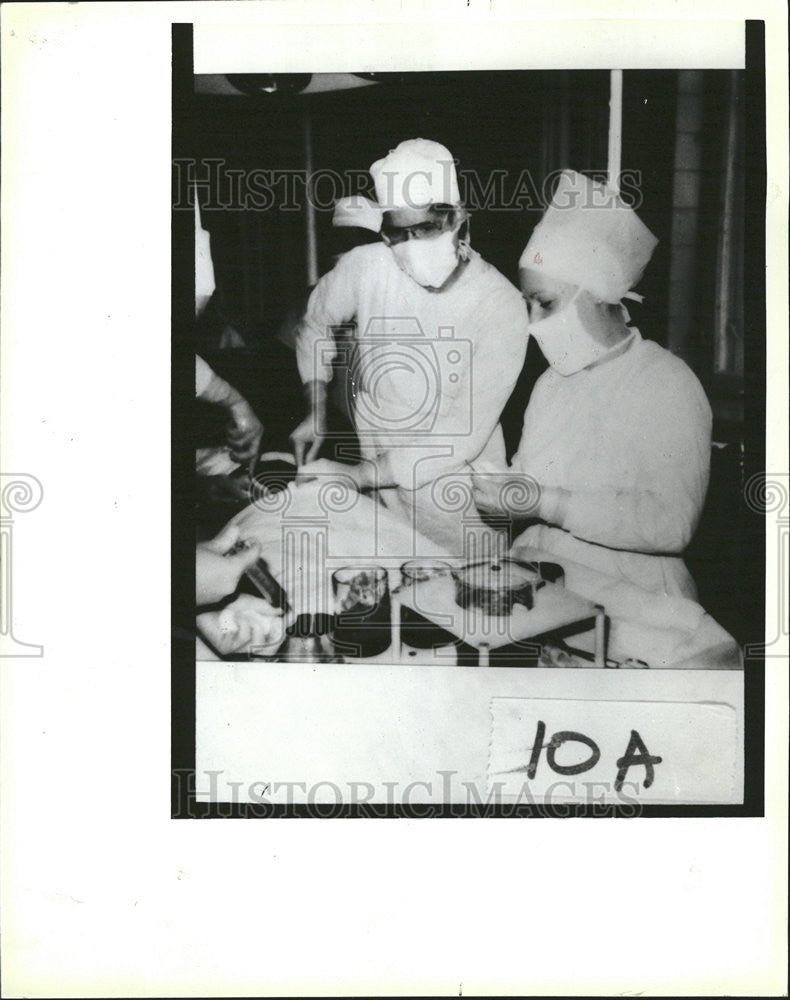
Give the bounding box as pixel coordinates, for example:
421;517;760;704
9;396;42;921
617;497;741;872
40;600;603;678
2;3;787;997
178;24;763;813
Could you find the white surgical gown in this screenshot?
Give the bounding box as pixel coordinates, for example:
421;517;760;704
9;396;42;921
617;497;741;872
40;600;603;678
195;354;213;396
296;243;530;554
510;329;712;598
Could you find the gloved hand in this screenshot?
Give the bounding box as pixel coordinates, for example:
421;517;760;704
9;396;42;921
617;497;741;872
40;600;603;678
196;523;261;606
226;400;263;464
197;593;289;657
290;381;328;466
290;412;325;466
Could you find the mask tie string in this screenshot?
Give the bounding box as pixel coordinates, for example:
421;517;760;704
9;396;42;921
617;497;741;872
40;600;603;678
619;289;644;325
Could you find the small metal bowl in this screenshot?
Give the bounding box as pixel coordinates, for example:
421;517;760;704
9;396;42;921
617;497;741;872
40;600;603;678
452;558;544;616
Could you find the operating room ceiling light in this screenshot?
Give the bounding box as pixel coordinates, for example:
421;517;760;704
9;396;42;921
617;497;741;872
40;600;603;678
225;74;313;96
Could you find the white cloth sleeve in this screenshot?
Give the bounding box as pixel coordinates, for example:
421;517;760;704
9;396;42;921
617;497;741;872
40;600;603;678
195;354;214;397
295;256;357;385
561;370;712;553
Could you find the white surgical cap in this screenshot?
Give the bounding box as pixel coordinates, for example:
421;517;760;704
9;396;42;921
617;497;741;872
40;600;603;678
332;195;383;233
195;192;215;315
519;170;658;303
369;138;461;211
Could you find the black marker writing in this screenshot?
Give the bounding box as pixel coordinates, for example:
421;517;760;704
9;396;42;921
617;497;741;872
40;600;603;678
615;730;663;790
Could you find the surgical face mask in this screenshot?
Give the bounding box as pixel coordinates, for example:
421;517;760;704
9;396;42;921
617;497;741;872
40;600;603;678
529;289;624;376
390;228;459;289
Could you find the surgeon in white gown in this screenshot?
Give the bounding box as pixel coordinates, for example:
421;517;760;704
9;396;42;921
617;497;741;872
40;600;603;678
293;139;530;555
472;170;712;599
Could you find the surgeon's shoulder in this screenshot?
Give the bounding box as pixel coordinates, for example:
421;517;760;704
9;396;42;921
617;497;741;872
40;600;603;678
472;253;523;299
634;336;712;415
471;253;528;318
313;242;389;298
334;242;391;274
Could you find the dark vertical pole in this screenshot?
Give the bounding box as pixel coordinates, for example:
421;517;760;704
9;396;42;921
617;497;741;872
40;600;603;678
303;108;318;286
713;70;744;375
607;69;623;190
666;70;704;366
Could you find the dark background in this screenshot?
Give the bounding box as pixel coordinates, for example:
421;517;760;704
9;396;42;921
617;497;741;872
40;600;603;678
191;69;738;369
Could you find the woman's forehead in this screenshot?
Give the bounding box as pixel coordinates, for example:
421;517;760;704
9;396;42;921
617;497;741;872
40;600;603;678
518;268;578;298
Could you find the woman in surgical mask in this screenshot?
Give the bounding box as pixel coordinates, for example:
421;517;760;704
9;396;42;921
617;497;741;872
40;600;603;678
522;269;637;376
472;170;713;599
